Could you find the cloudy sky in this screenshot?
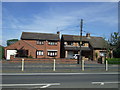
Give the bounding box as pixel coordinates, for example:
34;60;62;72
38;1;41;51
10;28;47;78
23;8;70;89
2;2;118;46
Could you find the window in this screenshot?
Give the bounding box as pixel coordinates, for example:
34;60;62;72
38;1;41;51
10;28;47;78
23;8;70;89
47;51;57;57
37;50;43;55
78;42;83;46
48;41;57;45
37;40;44;45
67;42;73;45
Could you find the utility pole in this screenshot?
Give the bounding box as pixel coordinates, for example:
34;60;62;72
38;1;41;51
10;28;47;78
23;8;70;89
78;19;83;64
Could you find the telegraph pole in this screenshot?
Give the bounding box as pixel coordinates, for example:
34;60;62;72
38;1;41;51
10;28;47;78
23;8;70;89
78;19;83;64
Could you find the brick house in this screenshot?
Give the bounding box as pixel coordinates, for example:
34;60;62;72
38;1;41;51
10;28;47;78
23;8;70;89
60;33;112;60
5;32;60;59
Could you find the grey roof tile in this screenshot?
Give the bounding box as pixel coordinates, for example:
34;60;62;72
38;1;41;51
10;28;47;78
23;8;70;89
62;35;107;49
21;32;60;41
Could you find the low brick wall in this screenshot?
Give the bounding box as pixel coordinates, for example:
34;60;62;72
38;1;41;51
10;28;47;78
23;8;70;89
5;55;77;64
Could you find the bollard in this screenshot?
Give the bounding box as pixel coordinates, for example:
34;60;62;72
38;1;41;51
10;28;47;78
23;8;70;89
22;58;24;71
53;59;56;71
82;60;84;71
105;60;108;71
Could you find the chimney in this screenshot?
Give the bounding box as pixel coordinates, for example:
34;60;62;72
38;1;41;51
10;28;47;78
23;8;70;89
86;33;90;37
57;31;60;36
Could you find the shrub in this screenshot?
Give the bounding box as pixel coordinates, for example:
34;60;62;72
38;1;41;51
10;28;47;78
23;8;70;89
105;58;120;64
98;57;102;64
28;55;33;58
95;53;98;59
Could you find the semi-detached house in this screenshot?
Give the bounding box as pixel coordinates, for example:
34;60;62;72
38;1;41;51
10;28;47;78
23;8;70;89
5;32;60;59
5;32;111;61
60;33;112;60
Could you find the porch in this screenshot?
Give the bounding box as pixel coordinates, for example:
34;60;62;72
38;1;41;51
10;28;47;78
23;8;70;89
64;47;93;60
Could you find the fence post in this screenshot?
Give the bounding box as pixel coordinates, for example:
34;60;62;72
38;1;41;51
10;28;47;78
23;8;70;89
105;60;108;71
53;59;56;71
22;58;24;71
82;60;84;71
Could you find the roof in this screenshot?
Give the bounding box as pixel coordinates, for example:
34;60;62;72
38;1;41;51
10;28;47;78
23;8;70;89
21;32;60;41
5;40;37;50
62;35;107;49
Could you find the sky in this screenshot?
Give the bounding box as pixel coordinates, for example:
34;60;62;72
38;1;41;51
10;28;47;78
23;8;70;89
1;2;118;46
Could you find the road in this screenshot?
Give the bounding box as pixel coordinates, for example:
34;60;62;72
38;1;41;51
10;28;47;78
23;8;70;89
2;73;119;89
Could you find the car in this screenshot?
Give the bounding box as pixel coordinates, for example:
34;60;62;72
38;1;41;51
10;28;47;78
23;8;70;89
73;54;79;59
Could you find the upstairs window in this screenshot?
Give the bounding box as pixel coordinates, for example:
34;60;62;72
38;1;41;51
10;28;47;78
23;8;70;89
67;42;73;45
37;50;43;56
48;41;57;45
37;40;44;45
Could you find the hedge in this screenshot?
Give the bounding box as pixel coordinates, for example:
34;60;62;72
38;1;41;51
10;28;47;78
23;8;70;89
0;46;4;60
106;58;120;64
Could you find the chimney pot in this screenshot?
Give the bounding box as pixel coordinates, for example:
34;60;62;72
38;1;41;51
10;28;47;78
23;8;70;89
57;31;60;39
86;33;90;37
57;31;60;36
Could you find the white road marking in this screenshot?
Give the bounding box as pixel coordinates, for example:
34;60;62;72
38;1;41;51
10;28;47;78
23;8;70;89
1;83;60;88
92;82;120;85
1;72;119;75
40;84;51;88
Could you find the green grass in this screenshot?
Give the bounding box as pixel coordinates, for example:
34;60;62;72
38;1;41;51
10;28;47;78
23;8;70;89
106;58;120;64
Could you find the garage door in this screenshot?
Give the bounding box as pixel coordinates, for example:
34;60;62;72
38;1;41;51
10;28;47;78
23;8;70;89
7;50;17;60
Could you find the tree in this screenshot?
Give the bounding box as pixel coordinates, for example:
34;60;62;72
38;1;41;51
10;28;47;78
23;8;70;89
0;45;4;59
7;39;18;46
109;32;119;46
108;32;120;58
113;38;120;58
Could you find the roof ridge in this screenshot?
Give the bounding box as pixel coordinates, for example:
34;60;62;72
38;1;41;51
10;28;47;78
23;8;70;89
62;34;103;38
22;32;58;35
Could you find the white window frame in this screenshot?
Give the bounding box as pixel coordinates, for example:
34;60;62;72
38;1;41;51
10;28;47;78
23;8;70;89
37;50;44;56
48;41;57;45
37;40;44;45
47;51;57;57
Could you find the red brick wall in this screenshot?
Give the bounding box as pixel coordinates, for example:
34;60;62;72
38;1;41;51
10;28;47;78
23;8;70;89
8;56;77;64
5;40;60;59
5;40;37;59
24;40;60;58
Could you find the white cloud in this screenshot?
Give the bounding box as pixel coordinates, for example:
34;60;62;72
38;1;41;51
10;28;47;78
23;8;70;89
2;2;118;46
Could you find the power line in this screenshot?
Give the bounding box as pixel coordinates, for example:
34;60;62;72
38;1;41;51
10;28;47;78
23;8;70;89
1;27;109;37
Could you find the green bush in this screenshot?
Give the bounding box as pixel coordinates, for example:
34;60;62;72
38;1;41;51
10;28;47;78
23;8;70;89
28;55;33;58
98;57;102;64
0;46;4;59
105;58;120;64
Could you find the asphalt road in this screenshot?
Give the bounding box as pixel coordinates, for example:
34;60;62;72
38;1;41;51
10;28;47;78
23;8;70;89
2;73;119;89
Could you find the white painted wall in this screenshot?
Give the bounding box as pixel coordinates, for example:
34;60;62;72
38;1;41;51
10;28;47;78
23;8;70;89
7;50;17;60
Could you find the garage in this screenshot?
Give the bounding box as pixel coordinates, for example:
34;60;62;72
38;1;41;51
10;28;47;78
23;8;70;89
7;50;17;60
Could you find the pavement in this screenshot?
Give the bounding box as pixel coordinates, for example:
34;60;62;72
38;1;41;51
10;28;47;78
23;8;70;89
1;61;119;73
